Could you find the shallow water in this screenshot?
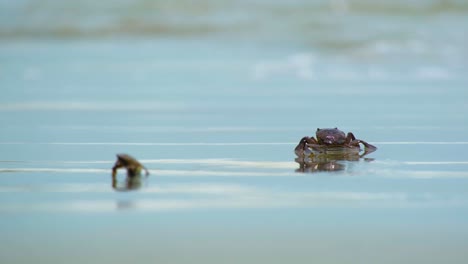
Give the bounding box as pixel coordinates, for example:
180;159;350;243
2;1;468;263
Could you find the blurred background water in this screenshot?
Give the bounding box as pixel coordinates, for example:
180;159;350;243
1;0;468;263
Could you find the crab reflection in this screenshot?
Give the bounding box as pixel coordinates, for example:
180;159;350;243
112;174;145;191
295;146;375;173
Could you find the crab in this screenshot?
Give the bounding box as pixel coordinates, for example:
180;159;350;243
111;153;149;177
294;128;377;157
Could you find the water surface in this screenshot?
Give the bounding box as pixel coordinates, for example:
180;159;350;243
1;1;468;263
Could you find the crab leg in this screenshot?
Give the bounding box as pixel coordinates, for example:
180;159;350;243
112;162;123;177
305;143;326;152
346;132;356;142
295;136;319;156
350;139;377;156
359;140;377;153
345;132;377;155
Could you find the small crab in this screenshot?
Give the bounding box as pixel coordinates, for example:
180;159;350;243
112;153;149;177
294;128;377;157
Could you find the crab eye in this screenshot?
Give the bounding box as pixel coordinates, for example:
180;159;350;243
334;127;338;129
317;128;321;131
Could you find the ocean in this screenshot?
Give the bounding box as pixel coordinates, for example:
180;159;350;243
1;0;468;263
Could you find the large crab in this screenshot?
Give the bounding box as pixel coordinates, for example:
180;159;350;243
294;128;377;157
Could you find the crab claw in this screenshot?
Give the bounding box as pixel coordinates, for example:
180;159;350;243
359;140;377;156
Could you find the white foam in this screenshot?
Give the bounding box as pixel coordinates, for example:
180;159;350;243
0;168;107;173
0;190;413;213
252;53;316;80
139;159;297;169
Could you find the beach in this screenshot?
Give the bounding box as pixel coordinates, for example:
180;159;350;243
1;1;468;263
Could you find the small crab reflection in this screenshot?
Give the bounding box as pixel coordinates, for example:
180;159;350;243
295;147;375;173
112;174;145;191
